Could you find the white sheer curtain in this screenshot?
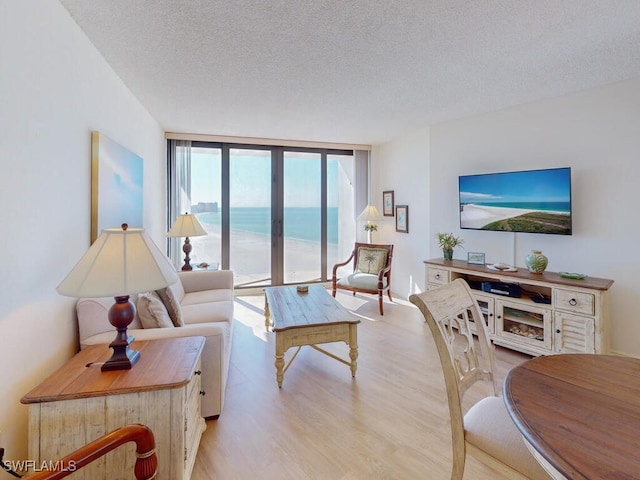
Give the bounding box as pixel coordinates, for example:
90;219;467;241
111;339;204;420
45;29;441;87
167;140;192;265
354;149;369;243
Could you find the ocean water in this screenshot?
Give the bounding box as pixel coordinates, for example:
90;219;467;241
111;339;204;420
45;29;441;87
467;201;571;213
197;207;339;244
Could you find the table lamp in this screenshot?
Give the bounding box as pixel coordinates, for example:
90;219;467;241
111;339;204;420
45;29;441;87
57;224;178;371
358;204;381;243
167;213;207;271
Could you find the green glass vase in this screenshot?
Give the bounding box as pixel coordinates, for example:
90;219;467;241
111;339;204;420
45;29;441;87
443;247;454;261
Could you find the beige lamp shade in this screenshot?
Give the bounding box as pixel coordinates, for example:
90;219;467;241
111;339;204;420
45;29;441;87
57;226;178;298
358;204;381;222
167;213;207;238
358;204;382;243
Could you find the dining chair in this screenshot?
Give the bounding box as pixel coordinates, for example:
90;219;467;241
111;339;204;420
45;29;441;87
409;278;550;480
331;242;393;315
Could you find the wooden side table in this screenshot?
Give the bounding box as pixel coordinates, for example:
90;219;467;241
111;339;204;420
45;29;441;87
21;337;206;480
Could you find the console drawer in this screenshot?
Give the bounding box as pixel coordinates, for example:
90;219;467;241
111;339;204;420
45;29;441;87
427;268;450;285
553;289;595;316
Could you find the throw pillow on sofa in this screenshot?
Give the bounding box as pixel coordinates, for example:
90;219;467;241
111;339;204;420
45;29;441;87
156;286;184;327
137;292;174;329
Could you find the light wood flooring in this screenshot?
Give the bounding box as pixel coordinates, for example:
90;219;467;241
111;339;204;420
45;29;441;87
191;290;531;480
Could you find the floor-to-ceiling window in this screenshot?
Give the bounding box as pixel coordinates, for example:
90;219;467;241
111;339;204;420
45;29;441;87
187;145;222;268
168;140;360;289
228;147;273;286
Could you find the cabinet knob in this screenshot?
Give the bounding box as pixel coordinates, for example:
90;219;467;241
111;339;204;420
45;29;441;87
569;298;577;306
556;329;561;334
194;370;202;375
200;390;206;396
435;273;441;280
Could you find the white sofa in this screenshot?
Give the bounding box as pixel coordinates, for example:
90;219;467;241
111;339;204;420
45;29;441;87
76;270;234;418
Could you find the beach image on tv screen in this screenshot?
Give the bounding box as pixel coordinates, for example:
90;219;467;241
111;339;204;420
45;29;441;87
459;168;572;235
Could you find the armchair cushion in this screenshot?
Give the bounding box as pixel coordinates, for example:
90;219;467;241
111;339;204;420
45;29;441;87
337;272;388;291
137;292;174;329
355;247;389;274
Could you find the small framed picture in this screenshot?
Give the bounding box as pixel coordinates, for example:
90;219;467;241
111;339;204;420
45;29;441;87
383;191;395;216
395;205;409;233
467;252;486;265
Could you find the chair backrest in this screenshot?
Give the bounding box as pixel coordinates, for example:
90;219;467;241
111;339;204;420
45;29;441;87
409;279;497;441
352;242;394;275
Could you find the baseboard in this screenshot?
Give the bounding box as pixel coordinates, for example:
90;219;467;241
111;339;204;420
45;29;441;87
609;348;640;359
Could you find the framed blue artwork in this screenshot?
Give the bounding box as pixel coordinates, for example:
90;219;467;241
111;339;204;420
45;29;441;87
395;205;408;233
91;131;143;243
383;190;394;216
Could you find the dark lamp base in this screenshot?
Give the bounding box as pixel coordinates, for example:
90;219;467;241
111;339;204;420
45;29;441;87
181;237;193;271
102;335;140;371
103;296;140;371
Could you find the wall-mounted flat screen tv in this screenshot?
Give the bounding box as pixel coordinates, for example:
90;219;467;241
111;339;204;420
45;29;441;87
459;167;572;235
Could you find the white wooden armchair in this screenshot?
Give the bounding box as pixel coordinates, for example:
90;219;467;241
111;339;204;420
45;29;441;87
331;242;393;315
409;279;550;480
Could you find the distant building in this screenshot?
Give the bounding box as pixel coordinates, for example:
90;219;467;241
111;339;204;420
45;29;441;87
191;201;219;213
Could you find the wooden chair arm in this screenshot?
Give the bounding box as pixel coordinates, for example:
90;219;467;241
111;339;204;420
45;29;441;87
377;264;392;279
25;424;157;480
332;251;355;277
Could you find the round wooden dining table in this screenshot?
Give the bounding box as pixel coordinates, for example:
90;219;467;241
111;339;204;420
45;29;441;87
503;354;640;480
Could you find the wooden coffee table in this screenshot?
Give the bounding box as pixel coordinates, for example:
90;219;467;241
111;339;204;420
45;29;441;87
264;285;360;387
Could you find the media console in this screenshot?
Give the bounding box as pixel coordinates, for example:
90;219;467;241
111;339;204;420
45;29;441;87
424;258;614;356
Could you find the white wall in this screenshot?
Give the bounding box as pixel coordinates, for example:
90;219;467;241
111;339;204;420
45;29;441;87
372;77;640;357
0;0;165;458
371;126;430;297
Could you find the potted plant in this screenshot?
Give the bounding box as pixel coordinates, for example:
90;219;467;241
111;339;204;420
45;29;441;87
437;232;464;260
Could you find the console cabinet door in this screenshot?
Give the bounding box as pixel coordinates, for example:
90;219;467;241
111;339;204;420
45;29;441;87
472;294;495;336
554;312;595;353
495;300;552;354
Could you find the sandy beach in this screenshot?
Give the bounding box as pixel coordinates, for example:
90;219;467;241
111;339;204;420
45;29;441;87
187;223;353;287
460;204;538;229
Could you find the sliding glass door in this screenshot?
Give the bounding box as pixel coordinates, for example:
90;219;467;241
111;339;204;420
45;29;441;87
168;141;356;289
282;151;322;284
229;148;272;287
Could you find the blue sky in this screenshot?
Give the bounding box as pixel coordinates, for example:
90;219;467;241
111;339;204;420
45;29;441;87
190;149;341;207
459;168;571;204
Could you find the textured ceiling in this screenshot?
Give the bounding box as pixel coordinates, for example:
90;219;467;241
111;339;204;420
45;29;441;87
59;0;640;145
